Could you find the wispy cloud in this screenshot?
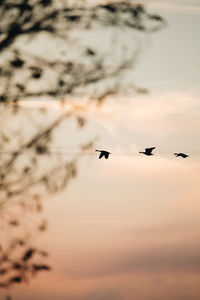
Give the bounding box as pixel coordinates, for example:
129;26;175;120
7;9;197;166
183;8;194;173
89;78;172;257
89;92;200;148
58;239;200;279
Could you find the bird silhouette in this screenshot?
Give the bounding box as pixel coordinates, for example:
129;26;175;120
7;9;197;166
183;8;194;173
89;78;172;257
95;150;111;159
139;147;155;156
174;153;189;158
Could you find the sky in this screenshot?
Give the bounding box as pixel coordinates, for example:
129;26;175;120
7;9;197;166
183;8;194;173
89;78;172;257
1;0;200;299
135;0;200;93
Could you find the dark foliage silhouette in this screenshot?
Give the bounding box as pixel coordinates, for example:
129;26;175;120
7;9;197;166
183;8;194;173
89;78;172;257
0;105;87;298
0;108;80;208
0;0;165;104
0;233;50;289
0;0;164;298
0;101;95;300
95;150;111;159
139;147;156;156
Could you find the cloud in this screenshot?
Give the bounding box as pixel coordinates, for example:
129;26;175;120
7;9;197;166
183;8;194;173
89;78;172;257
85;92;200;161
18;92;200;144
58;238;200;280
95;92;200;134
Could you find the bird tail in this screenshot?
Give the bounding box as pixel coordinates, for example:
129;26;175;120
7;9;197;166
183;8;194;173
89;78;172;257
95;150;101;152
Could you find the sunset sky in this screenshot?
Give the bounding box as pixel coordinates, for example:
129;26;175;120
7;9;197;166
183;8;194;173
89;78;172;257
1;1;200;299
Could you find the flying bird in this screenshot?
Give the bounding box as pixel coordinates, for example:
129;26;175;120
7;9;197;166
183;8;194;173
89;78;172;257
139;147;155;156
95;150;111;159
174;153;189;158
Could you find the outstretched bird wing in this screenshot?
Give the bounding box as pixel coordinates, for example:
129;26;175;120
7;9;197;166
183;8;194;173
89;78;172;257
104;152;109;159
99;152;104;159
180;153;189;158
145;147;155;154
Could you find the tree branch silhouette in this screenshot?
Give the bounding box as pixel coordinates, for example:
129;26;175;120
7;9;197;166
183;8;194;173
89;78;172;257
0;105;89;296
0;0;165;297
0;0;166;103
